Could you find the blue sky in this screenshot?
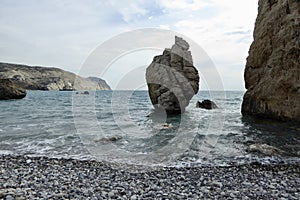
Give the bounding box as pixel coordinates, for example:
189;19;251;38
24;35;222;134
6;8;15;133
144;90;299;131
0;0;258;90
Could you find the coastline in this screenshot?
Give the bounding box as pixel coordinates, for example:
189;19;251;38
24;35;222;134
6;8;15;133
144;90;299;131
0;155;299;199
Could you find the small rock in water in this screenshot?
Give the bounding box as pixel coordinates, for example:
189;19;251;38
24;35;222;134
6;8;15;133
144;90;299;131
94;136;122;144
196;100;218;109
247;143;284;156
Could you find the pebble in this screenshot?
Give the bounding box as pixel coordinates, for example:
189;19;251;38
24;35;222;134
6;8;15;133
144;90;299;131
5;195;14;200
230;193;236;198
0;155;299;199
212;181;223;188
108;191;115;197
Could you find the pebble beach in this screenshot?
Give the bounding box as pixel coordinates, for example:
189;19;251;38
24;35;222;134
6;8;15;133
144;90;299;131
0;155;299;199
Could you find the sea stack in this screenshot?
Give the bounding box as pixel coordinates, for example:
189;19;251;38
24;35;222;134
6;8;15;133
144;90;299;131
242;0;300;121
146;36;199;115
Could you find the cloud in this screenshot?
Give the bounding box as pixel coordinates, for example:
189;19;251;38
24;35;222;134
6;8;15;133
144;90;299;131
0;0;128;69
0;0;258;90
158;0;213;11
159;25;170;30
108;0;148;23
225;30;251;36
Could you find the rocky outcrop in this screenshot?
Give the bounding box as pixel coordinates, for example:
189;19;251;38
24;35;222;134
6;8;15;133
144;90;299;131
242;0;300;121
0;79;26;100
0;62;111;91
146;36;199;114
247;143;285;156
86;77;111;90
196;100;218;110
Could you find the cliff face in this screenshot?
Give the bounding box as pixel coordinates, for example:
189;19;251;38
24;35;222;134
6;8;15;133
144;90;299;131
0;79;26;100
242;0;300;121
0;62;111;91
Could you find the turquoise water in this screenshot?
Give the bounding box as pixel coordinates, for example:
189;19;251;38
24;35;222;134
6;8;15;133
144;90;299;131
0;90;299;166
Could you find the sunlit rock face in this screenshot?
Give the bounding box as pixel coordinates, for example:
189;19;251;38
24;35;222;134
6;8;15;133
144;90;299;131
242;0;300;121
146;36;199;115
0;62;111;91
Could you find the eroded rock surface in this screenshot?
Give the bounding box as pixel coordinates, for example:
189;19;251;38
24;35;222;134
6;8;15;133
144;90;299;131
146;36;199;114
0;79;26;100
242;0;300;121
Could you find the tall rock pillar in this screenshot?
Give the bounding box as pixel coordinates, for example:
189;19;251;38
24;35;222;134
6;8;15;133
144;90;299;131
146;36;200;115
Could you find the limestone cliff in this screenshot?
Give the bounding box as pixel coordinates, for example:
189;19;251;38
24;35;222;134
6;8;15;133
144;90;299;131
242;0;300;121
0;62;111;91
146;36;199;114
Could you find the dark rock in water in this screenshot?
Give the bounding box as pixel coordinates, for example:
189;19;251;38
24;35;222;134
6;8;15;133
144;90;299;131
196;100;217;110
83;91;89;95
94;136;122;144
0;79;26;100
242;0;300;122
59;87;75;91
146;36;199;115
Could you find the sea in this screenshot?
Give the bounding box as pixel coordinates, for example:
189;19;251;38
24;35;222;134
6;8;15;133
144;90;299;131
0;90;299;167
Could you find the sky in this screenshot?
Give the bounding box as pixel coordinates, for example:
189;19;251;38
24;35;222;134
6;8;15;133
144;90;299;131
0;0;258;90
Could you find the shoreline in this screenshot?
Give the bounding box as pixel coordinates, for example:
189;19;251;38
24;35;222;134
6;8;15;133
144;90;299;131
0;155;299;199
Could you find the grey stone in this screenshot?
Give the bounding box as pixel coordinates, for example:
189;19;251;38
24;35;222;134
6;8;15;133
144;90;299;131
5;195;14;200
247;143;284;156
108;191;115;197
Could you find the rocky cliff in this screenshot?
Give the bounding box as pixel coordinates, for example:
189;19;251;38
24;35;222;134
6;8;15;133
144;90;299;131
146;36;199;114
0;79;26;100
242;0;300;121
0;62;111;91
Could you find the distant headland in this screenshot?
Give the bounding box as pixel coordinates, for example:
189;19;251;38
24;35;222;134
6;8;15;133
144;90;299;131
0;62;111;91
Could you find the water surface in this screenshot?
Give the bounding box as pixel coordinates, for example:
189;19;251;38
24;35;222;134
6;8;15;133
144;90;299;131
0;90;299;166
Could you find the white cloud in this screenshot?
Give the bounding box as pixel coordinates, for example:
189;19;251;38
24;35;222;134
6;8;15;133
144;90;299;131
108;0;148;23
167;0;258;90
159;25;170;30
158;0;213;11
0;0;259;90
